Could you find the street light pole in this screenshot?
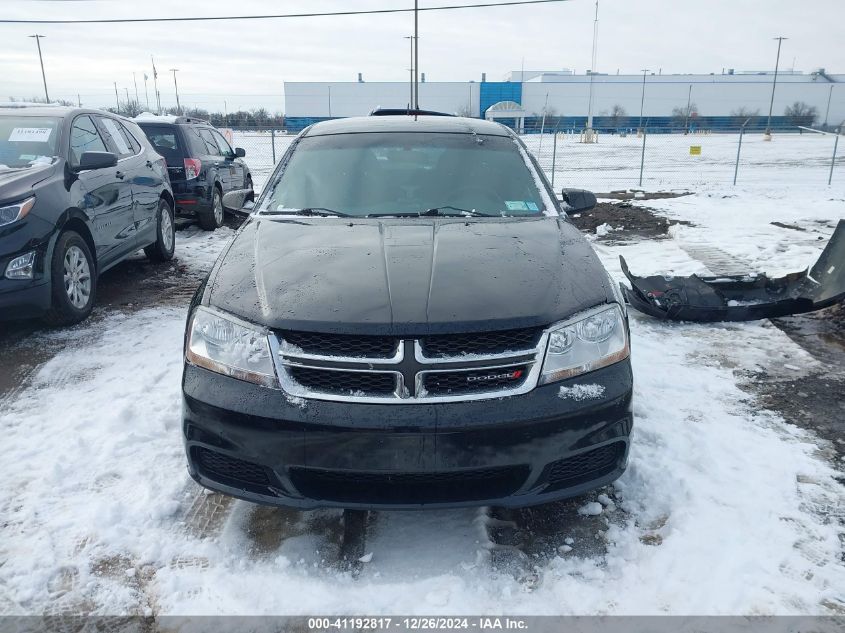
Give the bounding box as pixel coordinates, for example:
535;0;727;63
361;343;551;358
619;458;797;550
404;35;415;110
638;69;650;134
28;35;50;103
765;36;787;138
113;82;120;111
414;0;420;110
170;68;181;114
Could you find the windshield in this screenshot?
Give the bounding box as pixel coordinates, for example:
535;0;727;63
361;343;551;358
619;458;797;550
260;132;547;217
0;116;61;169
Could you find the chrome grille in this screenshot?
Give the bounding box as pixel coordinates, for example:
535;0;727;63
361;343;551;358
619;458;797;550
272;329;548;404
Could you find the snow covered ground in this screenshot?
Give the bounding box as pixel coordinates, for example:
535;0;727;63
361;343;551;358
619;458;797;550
0;145;843;617
525;131;845;191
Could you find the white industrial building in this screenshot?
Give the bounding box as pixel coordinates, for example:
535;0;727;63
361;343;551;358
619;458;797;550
283;70;843;132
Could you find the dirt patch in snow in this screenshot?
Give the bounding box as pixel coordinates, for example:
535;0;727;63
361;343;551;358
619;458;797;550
744;301;845;463
569;201;694;242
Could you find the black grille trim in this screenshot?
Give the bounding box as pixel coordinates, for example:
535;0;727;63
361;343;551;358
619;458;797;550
194;447;271;487
545;442;625;488
280;331;399;359
288;366;398;395
420;327;544;358
289;466;529;504
422;364;531;396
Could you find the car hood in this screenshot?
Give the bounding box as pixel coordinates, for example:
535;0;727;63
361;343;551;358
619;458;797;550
0;162;58;204
206;216;615;335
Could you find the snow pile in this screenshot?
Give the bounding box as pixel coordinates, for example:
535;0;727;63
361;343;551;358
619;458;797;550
558;384;606;400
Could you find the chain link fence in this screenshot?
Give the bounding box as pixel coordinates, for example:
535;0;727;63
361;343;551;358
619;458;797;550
223;124;844;196
524;124;844;192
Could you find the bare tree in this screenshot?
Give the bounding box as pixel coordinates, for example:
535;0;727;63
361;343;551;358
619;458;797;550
784;101;818;127
609;104;627;129
730;106;760;126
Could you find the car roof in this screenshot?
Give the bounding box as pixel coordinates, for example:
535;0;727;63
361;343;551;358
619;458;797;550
135;114;210;126
303;115;513;137
0;104;136;123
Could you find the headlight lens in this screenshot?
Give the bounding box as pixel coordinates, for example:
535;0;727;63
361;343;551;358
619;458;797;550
539;304;629;384
5;251;36;280
0;196;36;228
185;306;278;388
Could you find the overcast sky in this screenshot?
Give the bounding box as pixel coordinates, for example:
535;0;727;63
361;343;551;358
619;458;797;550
2;0;843;113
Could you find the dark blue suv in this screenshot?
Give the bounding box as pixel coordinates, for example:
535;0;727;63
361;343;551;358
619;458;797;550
135;116;252;231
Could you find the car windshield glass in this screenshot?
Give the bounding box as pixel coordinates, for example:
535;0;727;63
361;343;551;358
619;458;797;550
0;116;61;169
260;132;547;217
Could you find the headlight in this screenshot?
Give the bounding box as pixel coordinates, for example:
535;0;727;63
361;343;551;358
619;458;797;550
5;251;36;280
185;306;278;388
539;304;629;384
0;196;36;228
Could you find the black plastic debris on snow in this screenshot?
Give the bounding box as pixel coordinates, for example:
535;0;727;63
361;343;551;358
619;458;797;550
620;220;845;322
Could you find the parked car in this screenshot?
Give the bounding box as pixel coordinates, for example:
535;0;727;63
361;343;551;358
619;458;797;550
135;115;252;231
0;105;175;326
182;115;633;509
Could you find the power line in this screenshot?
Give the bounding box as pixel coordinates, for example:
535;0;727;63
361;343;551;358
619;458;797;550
0;0;570;24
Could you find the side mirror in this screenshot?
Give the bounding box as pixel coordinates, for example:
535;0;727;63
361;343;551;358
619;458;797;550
222;189;254;213
560;188;597;212
76;151;118;171
234;147;246;158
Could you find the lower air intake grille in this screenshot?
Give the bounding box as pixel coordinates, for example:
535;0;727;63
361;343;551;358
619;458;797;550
289;466;529;504
420;327;543;358
194;447;270;486
546;442;624;487
288;366;397;395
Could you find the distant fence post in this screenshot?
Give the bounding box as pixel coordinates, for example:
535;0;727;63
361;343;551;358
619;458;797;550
638;129;647;187
733;117;751;186
551;131;558;188
829;128;840;186
271;128;276;164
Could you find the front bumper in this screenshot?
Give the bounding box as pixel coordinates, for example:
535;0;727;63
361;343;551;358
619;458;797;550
182;360;633;510
0;278;51;320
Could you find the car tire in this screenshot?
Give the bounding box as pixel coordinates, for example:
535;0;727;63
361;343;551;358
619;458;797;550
197;186;224;231
144;198;176;262
245;175;255;202
43;230;97;326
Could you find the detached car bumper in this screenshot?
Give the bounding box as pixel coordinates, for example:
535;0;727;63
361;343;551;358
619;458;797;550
182;360;634;510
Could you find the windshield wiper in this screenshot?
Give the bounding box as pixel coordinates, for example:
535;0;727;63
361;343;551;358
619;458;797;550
261;207;353;218
421;207;497;217
368;207;496;218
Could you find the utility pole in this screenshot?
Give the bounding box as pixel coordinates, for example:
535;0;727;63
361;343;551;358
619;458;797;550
125;87;130;109
585;0;599;142
113;82;120;111
684;84;693;133
170;68;181;114
28;35;50;103
77;93;81;107
414;0;419;110
143;73;150;110
638;69;650;135
765;36;788;138
404;35;415;110
133;72;139;103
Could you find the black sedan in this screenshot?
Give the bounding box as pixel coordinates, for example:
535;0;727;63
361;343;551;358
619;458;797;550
182;115;633;510
0;106;175;325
